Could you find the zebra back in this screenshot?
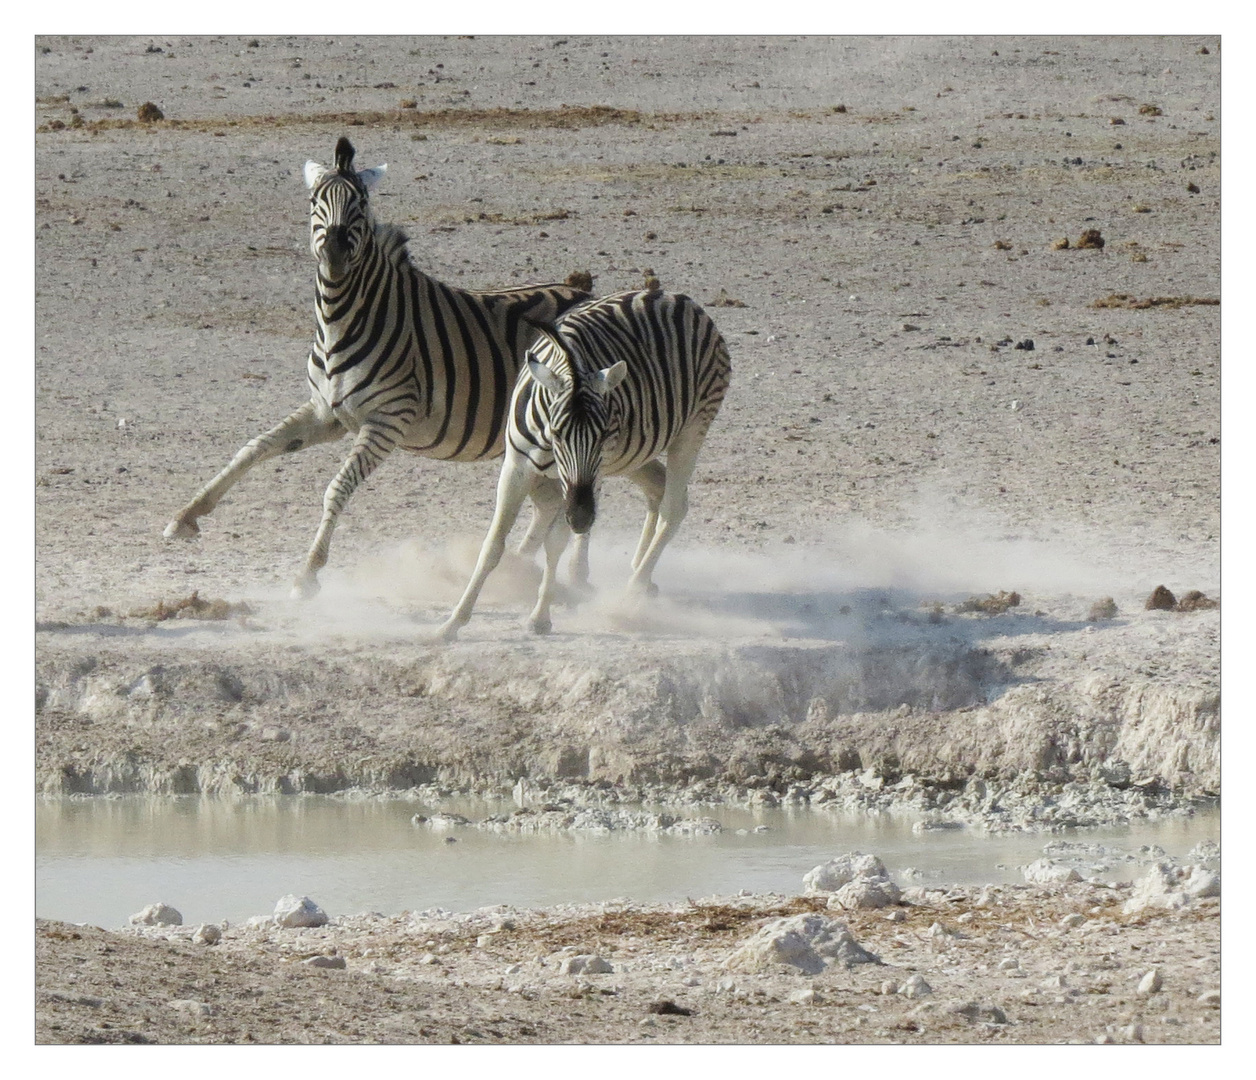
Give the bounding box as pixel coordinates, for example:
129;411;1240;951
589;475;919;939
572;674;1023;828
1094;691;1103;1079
510;290;731;475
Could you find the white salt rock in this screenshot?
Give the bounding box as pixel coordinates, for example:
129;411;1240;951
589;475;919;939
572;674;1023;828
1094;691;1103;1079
1123;862;1220;915
559;955;613;975
900;974;933;999
828;877;902;911
1021;858;1082;885
192;923;222;945
1137;969;1163;995
130;903;183;927
725;914;879;976
803;852;893;893
273;894;329;928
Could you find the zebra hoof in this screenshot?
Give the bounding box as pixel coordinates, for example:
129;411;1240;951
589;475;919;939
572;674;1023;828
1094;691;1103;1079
163;518;200;540
290;574;321;601
432;621;461;644
527;615;552;636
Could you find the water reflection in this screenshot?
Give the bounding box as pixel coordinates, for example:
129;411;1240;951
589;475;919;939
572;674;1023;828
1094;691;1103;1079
36;796;1219;929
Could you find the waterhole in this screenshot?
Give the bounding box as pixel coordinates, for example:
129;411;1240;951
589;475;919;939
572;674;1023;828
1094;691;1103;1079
36;797;1218;929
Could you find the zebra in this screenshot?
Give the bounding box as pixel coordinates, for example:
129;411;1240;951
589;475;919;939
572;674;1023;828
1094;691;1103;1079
436;288;731;641
163;137;592;598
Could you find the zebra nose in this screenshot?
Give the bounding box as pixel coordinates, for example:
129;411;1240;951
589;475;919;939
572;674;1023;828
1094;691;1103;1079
566;486;597;535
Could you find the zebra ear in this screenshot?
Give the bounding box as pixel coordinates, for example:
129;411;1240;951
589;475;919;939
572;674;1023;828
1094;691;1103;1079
527;356;567;394
334;136;356;172
358;164;387;192
596;361;628;394
303;161;327;189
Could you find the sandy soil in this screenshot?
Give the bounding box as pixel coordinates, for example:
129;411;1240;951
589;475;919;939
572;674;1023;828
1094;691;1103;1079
34;34;1220;1044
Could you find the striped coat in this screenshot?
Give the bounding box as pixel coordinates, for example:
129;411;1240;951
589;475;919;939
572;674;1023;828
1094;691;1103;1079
438;289;731;640
165;137;590;597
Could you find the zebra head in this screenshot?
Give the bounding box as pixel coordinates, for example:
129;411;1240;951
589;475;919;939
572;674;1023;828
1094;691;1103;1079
303;137;387;280
525;327;628;535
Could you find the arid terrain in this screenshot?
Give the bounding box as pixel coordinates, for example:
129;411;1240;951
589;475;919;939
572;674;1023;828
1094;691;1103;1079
34;34;1220;1044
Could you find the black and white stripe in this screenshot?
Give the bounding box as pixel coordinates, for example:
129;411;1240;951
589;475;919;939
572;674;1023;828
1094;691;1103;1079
164;137;590;597
438;288;731;639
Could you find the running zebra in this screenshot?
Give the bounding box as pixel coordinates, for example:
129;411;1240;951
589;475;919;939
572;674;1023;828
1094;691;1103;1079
164;137;591;597
436;288;731;641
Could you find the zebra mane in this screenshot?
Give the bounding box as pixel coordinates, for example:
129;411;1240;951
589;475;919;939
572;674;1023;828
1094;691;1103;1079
373;222;421;275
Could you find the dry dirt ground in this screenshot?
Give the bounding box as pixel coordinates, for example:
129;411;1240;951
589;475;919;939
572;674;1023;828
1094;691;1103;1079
34;35;1220;1045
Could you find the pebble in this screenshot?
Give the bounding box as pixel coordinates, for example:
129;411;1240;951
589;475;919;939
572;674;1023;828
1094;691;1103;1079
885;908;907;923
788;988;820;1005
1060;913;1085;930
1137;969;1163;995
1197;990;1221;1008
274;895;329;928
304;955;346;970
130;903;182;927
997;958;1020;971
169;999;213;1018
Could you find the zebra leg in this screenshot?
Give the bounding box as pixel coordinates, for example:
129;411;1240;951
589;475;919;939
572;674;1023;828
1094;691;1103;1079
436;450;536;642
625;460;667;574
292;421;398;599
567;530;593;591
525;481;568;635
164;401;345;539
626;429;706;597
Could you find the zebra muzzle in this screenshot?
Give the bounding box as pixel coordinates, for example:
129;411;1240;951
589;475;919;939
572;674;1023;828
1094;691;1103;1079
566;485;597;535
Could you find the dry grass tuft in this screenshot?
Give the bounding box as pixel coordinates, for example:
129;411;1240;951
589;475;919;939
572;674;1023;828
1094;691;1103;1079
1176;590;1219;613
564;270;594;292
128;591;252;622
1075;229;1105;249
1091;294;1219;310
955;590;1021;615
709;287;747;308
1144;585;1176;611
136;102;164;123
1088;597;1118;621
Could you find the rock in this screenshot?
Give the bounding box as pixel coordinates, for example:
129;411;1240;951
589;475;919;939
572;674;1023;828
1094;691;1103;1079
192;923;222;945
1136;969;1162;995
948;1001;1008;1024
169;998;212;1018
273;895;329;928
1021;858;1082;885
647;999;692;1015
304;955;347;969
724;914;880;976
1123;861;1219;914
997;957;1020;971
900;974;933;999
803;851;894;893
1060;913;1085;929
828;876;901;910
788;988;819;1005
129;903;182;927
1197;990;1221;1008
559;954;613;975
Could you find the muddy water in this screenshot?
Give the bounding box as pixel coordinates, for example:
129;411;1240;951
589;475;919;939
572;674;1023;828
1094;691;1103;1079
36;797;1219;929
